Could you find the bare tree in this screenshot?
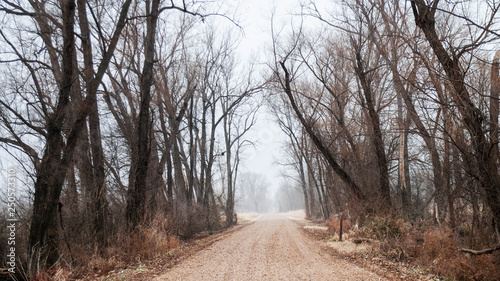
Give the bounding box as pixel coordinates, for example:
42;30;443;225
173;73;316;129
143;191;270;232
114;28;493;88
125;0;161;231
0;0;133;267
411;0;500;236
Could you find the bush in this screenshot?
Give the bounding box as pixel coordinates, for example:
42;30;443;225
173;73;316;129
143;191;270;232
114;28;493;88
349;216;500;280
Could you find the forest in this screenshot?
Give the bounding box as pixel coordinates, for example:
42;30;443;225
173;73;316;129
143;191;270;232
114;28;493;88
0;0;499;280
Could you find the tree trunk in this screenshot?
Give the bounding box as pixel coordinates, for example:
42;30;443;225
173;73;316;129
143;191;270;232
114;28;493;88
298;154;311;218
224;114;235;227
354;51;391;209
28;0;76;266
203;96;218;227
126;0;160;230
77;0;108;245
491;50;500;238
397;93;411;218
158;99;174;207
172;132;187;202
491;50;500;166
280;62;365;202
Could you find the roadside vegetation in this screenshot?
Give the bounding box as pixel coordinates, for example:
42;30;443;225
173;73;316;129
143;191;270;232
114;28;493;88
322;215;500;280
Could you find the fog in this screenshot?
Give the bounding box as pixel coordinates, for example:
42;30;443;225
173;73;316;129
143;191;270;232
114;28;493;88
235;172;304;213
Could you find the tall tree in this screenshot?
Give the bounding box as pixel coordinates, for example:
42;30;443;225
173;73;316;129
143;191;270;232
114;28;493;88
352;45;392;209
126;0;160;230
19;0;132;266
77;0;108;246
278;61;365;202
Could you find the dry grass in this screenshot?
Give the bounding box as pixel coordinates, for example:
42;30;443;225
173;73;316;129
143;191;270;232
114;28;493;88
66;216;181;279
325;215;353;242
341;216;500;280
21;204;221;280
326;240;379;255
30;267;71;281
121;221;181;261
419;227;500;281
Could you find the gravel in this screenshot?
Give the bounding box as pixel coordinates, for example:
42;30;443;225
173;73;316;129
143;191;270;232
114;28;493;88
154;213;386;280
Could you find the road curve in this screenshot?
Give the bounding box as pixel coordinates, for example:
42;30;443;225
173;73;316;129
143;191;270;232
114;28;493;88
154;213;385;280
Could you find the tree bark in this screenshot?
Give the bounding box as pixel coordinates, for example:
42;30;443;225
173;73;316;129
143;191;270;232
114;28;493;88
460;245;500;255
491;50;500;166
224;114;235;227
77;0;108;245
354;51;392;209
298;151;312;218
28;0;76;266
126;0;160;230
397;93;411;218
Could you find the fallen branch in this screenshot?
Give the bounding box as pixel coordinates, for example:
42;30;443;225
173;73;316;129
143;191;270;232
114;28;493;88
460;245;500;255
352;238;375;244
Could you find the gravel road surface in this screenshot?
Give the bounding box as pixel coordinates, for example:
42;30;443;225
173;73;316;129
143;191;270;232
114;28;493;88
154;213;386;280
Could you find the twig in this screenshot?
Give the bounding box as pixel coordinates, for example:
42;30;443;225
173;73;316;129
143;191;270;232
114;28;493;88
58;202;75;264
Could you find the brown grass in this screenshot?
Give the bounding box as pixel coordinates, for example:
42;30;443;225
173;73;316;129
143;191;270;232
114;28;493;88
121;220;181;261
347;216;500;280
65;216;181;279
30;268;71;281
326;215;352;235
419;227;500;281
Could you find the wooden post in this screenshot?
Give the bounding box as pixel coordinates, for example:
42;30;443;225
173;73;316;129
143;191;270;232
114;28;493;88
339;213;344;242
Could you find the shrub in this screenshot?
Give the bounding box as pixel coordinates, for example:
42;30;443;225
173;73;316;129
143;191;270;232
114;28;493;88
352;215;420;261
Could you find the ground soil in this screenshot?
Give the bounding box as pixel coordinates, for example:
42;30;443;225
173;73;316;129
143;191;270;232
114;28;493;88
152;212;385;280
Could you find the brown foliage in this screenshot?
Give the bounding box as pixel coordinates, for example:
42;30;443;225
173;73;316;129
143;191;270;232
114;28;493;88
326;215;351;234
420;228;500;281
113;216;180;262
350;216;500;280
353;216;415;261
30;268;71;281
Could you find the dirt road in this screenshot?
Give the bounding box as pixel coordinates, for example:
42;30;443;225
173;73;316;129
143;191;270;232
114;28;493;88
154;213;385;280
